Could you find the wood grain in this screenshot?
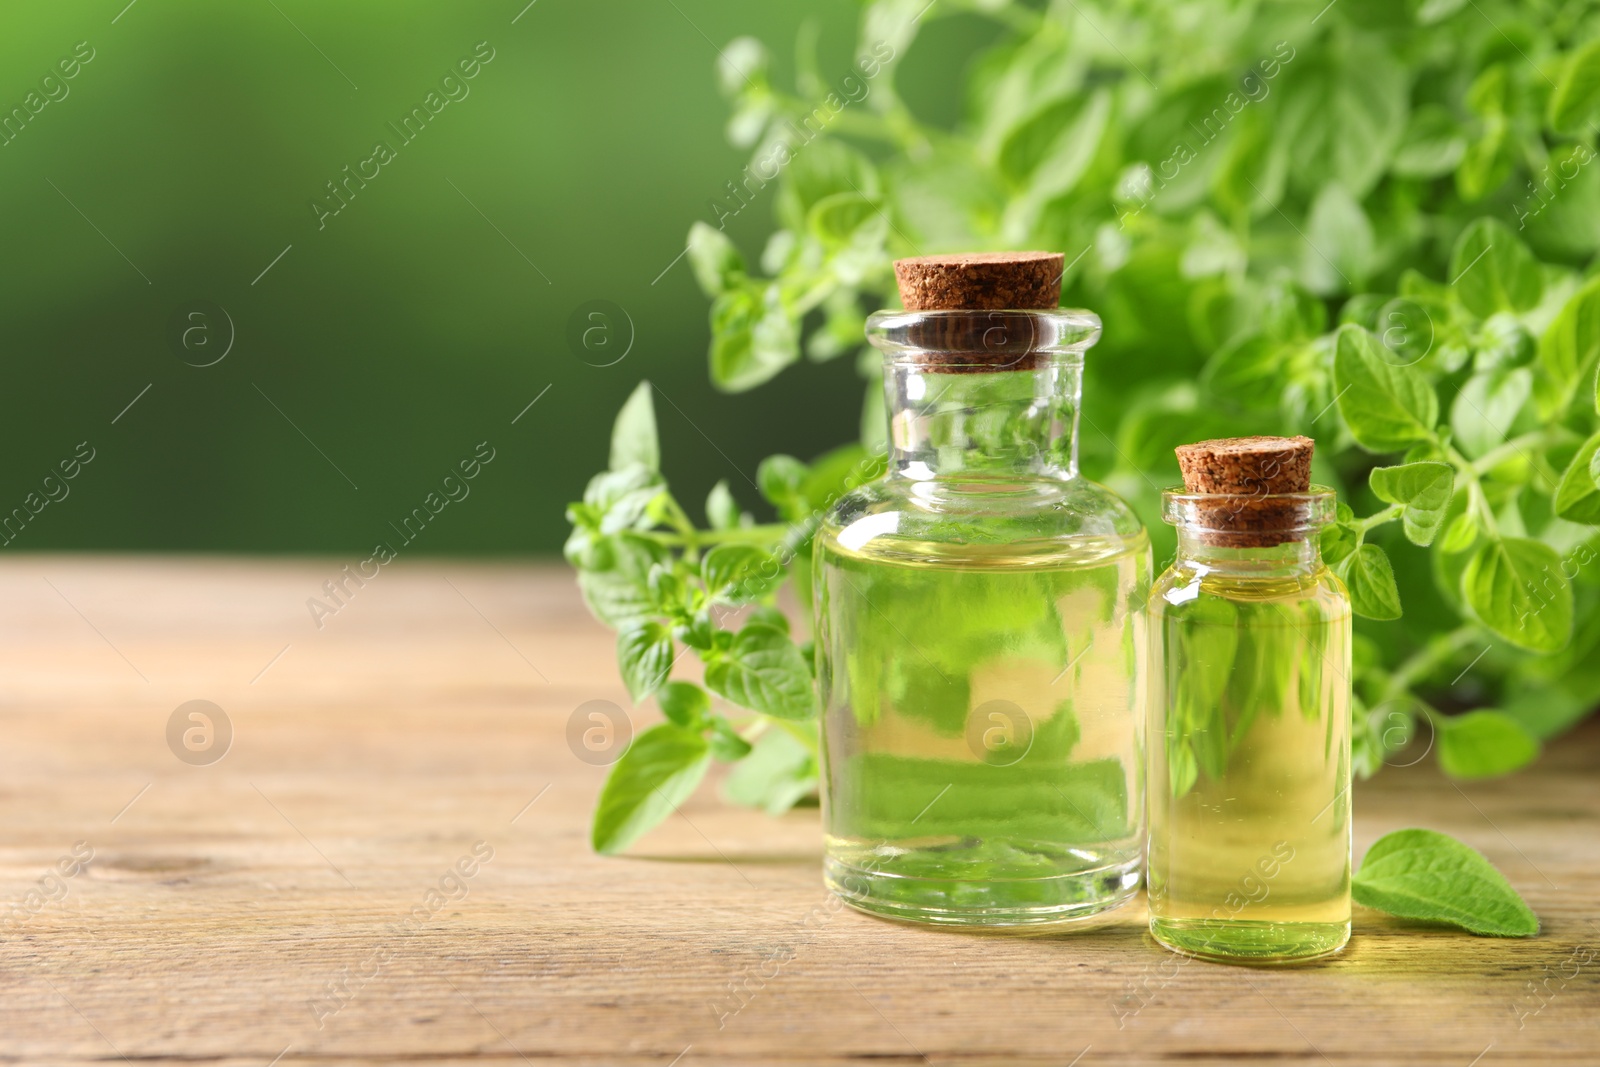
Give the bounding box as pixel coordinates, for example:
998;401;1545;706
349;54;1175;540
0;556;1595;1066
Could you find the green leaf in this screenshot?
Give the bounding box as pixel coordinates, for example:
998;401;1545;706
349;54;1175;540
686;222;746;297
1340;292;1388;331
702;543;783;602
1302;182;1373;294
709;284;799;393
591;724;712;854
1413;0;1467;24
1463;537;1574;652
775;139;879;234
1280;45;1408;199
673;611;714;651
1320;521;1360;567
807;192;886;248
1201;332;1284;410
725;94;773;149
1210;111;1289;220
716;36;767;97
720;726;818;815
609;382;659;473
705;480;740;530
647;564;686;614
808;288;867;363
886;147;1005;250
1377;295;1446;369
707;717;754;761
709;288;758;390
1436;710;1541;779
998;89;1109;194
1335;543;1403;620
1449;219;1542;319
584;466;665;535
1439;511;1479;554
657;680;709;729
704;623;816;720
1501;681;1597;743
1334;324;1441;451
1124;77;1235;213
1456;67;1513;202
1554;431;1600;523
1456;119;1512;202
800;443;878;512
1449;367;1532;459
1473;313;1536;374
1548;38;1600;134
1467;61;1508;116
1536;277;1600;417
577;534;669;628
746;604;790;634
1369;461;1454;545
618;621;674;703
1000;89;1112;237
1391;104;1467;177
756;453;807;511
1353;828;1539;936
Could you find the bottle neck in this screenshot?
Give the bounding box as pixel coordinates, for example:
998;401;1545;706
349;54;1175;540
1173;529;1325;575
882;356;1082;480
1162;488;1337;577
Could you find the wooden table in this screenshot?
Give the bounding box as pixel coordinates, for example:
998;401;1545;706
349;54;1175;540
0;557;1595;1066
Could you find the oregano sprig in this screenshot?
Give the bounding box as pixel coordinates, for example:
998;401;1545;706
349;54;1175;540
570;382;886;852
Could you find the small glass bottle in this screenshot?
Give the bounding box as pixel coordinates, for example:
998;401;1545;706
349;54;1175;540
1146;436;1352;961
813;252;1150;926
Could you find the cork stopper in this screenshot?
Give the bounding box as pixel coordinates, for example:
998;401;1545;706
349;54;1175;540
1173;436;1315;547
890;252;1065;373
894;252;1064;311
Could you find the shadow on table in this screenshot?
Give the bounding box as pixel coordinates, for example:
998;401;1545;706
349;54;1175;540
624;851;822;866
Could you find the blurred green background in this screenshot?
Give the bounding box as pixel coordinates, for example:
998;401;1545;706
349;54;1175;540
0;0;988;554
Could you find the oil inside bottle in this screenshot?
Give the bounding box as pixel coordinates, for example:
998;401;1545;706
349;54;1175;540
816;525;1149;925
1146;567;1352;960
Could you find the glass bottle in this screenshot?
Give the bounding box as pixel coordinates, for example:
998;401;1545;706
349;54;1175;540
1146;483;1353;960
813;305;1150;926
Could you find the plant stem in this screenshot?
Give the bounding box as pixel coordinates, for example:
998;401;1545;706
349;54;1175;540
793;103;901;144
1469;431;1561;476
1381;625;1479;704
640;523;790;549
1467;478;1501;538
663;495;698;537
1439;438;1502;538
1356;503;1404;535
772;716;820;758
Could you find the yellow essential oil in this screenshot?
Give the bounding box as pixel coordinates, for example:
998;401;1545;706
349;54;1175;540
817;528;1149;925
814;295;1151;926
1146;460;1352;961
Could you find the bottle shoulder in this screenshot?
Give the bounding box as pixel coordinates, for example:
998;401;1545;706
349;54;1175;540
819;473;1149;558
1150;559;1352;619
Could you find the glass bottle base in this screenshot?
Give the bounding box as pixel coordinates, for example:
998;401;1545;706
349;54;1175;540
1150;917;1350;962
824;847;1141;927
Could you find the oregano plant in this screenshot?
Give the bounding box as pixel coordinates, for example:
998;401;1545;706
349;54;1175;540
568;0;1598;917
568;380;884;853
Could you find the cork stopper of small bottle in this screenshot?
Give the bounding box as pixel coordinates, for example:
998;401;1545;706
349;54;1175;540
1173;435;1315;547
894;251;1064;311
891;251;1064;372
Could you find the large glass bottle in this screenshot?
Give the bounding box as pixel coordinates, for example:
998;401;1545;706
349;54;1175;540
1146;472;1353;960
813;303;1150;926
